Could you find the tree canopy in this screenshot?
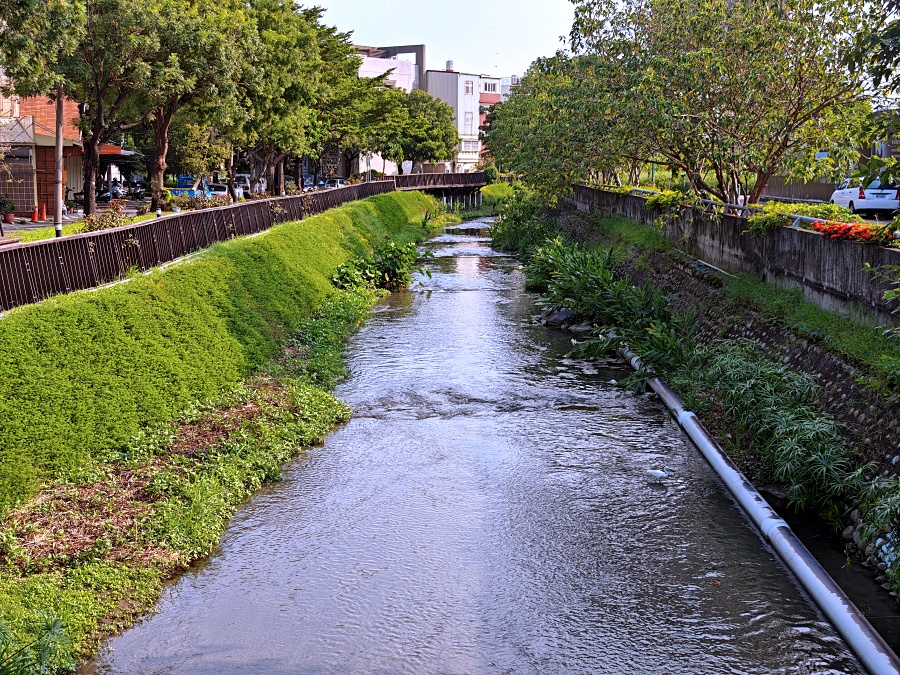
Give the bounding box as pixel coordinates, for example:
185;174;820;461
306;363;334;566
487;0;873;204
380;89;458;173
0;0;464;211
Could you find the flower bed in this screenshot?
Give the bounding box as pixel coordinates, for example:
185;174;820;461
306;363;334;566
807;219;895;245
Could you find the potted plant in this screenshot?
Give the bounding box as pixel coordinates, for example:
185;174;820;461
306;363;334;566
0;194;15;224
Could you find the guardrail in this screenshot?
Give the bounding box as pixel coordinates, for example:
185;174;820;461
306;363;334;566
0;181;396;313
395;172;486;189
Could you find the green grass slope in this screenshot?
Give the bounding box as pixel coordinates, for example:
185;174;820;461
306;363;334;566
0;190;434;508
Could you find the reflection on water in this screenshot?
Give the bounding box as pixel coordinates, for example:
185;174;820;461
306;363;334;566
85;221;862;674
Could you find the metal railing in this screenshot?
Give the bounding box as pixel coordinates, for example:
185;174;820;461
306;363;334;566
395;172;486;189
0;181;396;313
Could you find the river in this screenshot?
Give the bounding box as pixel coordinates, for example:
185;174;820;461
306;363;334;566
86;219;862;674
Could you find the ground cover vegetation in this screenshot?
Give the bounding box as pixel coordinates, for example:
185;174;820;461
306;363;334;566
0;190;438;670
0;0;459;214
484;0;872;205
490;188;900;592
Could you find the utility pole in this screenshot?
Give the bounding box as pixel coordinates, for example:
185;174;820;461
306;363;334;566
54;86;64;238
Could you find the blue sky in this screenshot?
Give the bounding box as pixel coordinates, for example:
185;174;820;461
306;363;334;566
316;0;575;77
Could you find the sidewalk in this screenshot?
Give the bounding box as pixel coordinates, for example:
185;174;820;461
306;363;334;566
3;199;145;233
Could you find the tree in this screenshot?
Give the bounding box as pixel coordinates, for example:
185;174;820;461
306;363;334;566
302;22;372;186
69;0;162;214
164;115;230;186
485;53;648;201
566;0;872;204
380;89;458;174
487;0;873;204
143;0;253;209
237;0;323;193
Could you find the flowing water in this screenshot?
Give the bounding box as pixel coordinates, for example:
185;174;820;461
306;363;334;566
87;220;864;674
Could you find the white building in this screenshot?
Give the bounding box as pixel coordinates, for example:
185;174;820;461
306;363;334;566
424;64;484;173
355;45;420;93
501;75;521;101
353;45;426;177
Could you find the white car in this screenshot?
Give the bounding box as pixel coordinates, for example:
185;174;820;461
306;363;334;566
830;178;899;215
209;183;244;200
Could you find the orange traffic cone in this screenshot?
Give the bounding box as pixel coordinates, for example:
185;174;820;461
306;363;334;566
31;206;38;222
40;203;47;221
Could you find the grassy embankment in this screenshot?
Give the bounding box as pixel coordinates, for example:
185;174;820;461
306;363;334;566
0;190;443;670
492;202;900;588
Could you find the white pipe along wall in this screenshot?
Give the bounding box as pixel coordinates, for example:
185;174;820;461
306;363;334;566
620;347;900;675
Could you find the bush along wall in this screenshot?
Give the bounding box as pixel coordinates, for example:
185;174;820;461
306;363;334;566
490;199;900;600
0;190;439;669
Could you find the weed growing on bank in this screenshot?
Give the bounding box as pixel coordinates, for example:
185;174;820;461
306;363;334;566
497;200;900;592
496;208;878;516
0;291;367;667
332;241;432;292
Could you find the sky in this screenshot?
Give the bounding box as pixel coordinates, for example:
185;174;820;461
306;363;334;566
316;0;575;77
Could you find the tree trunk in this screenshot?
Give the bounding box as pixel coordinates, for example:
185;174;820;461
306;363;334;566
274;159;284;196
749;171;772;205
82;138;101;216
149;105;176;212
265;161;276;197
225;150;238;201
294;157;302;189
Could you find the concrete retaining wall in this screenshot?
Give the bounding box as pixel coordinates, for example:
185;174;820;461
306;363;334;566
569;184;900;323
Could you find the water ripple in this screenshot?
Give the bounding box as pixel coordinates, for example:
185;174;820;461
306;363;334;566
86;218;862;674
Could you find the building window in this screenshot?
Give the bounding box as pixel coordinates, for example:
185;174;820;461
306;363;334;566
462;140;480;152
483;82;497;93
465;80;474;95
464;111;474;135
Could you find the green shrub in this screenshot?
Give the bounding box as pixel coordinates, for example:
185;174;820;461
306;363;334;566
483;166;499;184
480;182;513;208
0;190;435;508
332;241;430;292
523;233;856;513
645;189;685;212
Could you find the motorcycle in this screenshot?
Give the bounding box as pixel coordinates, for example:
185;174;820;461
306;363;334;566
130;184;146;200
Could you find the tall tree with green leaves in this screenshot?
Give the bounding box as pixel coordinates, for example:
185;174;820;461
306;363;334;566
144;0;254;209
301;20;370;186
238;0;323;192
380;89;458;174
567;0;871;203
485;52;648;201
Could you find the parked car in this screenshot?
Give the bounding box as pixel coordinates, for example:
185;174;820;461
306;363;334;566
207;183;232;200
830;178;900;215
234;174;253;195
324;178;347;188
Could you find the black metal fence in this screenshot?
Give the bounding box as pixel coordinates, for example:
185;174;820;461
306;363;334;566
0;180;396;312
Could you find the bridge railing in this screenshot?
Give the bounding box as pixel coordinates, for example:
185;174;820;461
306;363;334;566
394;172;486;189
0;181;396;313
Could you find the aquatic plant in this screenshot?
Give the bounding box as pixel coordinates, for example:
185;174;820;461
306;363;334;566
332;241;432;292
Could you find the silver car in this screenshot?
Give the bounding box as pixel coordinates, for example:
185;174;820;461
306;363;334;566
830;178;899;215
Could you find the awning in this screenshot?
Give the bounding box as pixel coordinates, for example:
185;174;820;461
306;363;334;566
0;116;34;144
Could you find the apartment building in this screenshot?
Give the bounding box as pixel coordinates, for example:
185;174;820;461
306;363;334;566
424;64;483;173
